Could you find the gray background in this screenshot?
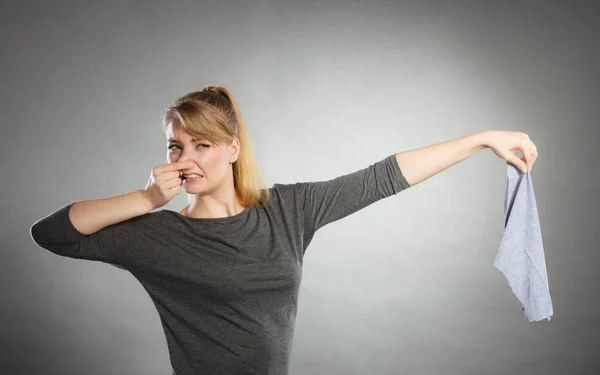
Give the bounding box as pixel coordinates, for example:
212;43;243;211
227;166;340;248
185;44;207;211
2;0;599;374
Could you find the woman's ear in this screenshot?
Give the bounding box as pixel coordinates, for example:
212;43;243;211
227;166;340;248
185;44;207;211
229;138;241;163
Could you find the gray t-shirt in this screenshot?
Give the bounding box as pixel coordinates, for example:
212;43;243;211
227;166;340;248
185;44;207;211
30;153;410;375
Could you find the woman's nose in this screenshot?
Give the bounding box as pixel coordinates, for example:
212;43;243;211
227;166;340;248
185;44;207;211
178;151;194;163
179;158;195;167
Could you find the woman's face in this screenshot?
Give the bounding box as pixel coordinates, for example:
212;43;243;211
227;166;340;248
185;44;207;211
164;120;239;193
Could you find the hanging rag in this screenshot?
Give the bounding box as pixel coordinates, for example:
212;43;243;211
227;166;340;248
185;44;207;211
494;161;553;323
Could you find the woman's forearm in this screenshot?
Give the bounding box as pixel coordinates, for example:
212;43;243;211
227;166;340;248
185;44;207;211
69;189;154;235
395;131;489;186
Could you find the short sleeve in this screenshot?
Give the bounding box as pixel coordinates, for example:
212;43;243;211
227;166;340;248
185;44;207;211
30;202;135;270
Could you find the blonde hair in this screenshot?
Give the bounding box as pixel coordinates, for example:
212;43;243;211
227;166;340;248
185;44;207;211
161;85;271;208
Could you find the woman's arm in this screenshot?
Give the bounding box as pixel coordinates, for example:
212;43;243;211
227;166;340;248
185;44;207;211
395;131;488;187
68;189;154;235
30;189;154;264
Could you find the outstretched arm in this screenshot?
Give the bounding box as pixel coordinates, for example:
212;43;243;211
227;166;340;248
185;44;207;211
395;130;538;186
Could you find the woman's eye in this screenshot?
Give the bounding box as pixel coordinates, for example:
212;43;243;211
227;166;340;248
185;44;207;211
168;144;209;151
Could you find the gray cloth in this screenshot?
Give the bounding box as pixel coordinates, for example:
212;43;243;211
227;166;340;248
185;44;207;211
494;162;553;323
30;153;410;375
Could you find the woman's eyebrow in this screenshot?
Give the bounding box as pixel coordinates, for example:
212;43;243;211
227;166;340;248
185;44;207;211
167;138;201;143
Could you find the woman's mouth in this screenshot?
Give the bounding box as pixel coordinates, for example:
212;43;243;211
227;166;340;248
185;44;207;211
183;176;203;183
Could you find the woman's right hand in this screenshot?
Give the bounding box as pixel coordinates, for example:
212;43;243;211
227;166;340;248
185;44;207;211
143;161;194;209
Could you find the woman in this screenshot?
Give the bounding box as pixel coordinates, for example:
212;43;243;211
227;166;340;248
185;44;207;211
30;86;538;375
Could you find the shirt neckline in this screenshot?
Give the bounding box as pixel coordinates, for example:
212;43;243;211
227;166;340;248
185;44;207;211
162;206;251;223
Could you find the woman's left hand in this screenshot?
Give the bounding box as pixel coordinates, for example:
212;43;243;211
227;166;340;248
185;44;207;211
482;130;539;174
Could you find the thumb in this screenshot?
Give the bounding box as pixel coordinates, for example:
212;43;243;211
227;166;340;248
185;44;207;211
510;156;527;174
